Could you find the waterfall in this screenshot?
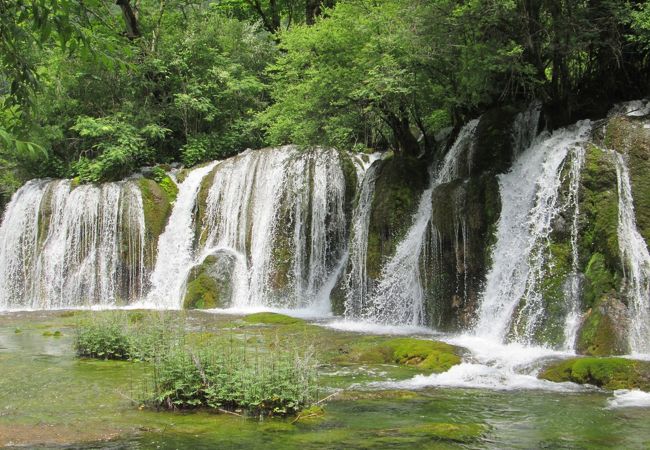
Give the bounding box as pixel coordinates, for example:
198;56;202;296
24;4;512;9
196;146;347;310
0;179;146;309
613;152;650;355
363;120;479;325
562;145;586;350
147;162;219;307
0;181;48;309
511;101;542;157
344;161;380;317
473;121;592;345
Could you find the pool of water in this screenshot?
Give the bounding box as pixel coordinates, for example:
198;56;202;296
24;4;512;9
1;311;649;449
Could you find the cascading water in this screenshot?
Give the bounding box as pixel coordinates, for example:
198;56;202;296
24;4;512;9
176;146;347;311
613;152;650;355
147;162;219;307
0;179;146;309
344;161;380;317
562;145;586;350
473;121;592;346
362;119;479;325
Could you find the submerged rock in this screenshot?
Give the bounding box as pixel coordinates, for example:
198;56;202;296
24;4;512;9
338;337;462;373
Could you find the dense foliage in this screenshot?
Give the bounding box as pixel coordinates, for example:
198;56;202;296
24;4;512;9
1;0;649;207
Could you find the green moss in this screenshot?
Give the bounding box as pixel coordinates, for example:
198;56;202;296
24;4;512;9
138;178;173;267
242;312;305;325
576;296;629;356
158;175;178;203
540;357;650;391
182;254;234;310
583;253;616;309
605;117;650;246
397;422;488;443
183;273;220;309
341;337;462;373
579;145;621;274
42;330;62;337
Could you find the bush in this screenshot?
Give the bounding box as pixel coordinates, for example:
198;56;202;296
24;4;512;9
146;336;318;416
73;311;183;361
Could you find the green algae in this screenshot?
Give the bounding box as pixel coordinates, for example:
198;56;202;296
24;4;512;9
242;312;305;325
337;337;462;373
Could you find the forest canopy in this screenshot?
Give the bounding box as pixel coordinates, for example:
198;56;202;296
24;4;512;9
1;0;649;206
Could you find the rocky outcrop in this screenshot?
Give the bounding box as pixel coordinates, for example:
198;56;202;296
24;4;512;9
182;251;235;309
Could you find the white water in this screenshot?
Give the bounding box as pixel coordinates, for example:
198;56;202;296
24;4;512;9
370;333;583;392
608;390;650;408
562;145;586;350
344;161;380;317
511;100;542;157
147;161;219;307
613;152;650;354
194;147;346;310
0;179;146;309
363;120;480;325
474;121;592;345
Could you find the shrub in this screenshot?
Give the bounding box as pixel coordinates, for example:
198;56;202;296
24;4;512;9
146;336;318;416
73;311;182;361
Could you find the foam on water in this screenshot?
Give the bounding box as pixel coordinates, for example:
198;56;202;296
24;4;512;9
375;334;584;392
323;319;435;336
607;390;650;408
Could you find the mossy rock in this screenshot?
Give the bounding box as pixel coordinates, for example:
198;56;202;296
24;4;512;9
577;295;629;356
583;253;616;309
427;174;501;330
182;253;235;310
138;178;174;267
242;312;305;325
366;156;429;280
605;116;650;246
579;145;621;276
539;357;650;390
342;337;462;373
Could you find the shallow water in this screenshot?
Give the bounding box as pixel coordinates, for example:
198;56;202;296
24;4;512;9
1;311;650;449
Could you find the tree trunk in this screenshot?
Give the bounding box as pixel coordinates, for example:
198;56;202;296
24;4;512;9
387;113;420;157
116;0;140;39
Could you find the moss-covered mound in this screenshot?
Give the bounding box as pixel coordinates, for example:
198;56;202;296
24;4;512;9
341;337;462;373
183;253;235;310
242;312;305;325
539;357;650;391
